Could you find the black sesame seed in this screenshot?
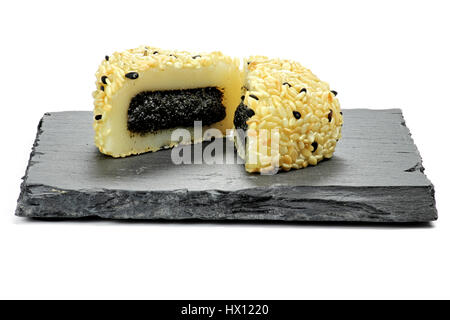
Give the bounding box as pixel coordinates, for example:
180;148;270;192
283;82;292;88
328;109;333;122
300;88;307;94
153;51;159;54
101;76;108;84
192;55;201;59
125;72;139;80
331;90;338;96
247;108;255;117
100;85;104;91
247;61;251;65
312;141;318;152
105;55;109;61
293;111;301;119
340;111;343;115
169;54;177;58
249;94;259;100
241;95;245;100
95;114;102;121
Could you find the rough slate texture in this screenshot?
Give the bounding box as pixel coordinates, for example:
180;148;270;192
16;109;437;222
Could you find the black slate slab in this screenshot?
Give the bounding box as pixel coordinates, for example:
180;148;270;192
16;109;437;222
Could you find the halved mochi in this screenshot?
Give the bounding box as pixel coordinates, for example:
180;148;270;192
93;46;242;157
233;56;343;173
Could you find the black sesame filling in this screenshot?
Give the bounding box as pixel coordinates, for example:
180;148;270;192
233;102;255;149
233;102;255;131
127;87;226;134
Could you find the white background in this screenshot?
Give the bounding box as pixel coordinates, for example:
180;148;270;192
0;0;449;299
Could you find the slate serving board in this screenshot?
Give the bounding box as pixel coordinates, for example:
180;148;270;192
16;109;437;222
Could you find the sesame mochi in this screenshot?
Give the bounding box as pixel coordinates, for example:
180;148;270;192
93;46;242;157
233;56;343;173
92;47;342;175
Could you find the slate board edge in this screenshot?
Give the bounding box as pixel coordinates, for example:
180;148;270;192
15;109;438;223
16;183;437;222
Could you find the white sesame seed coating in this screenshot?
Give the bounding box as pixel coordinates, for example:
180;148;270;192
239;56;343;173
